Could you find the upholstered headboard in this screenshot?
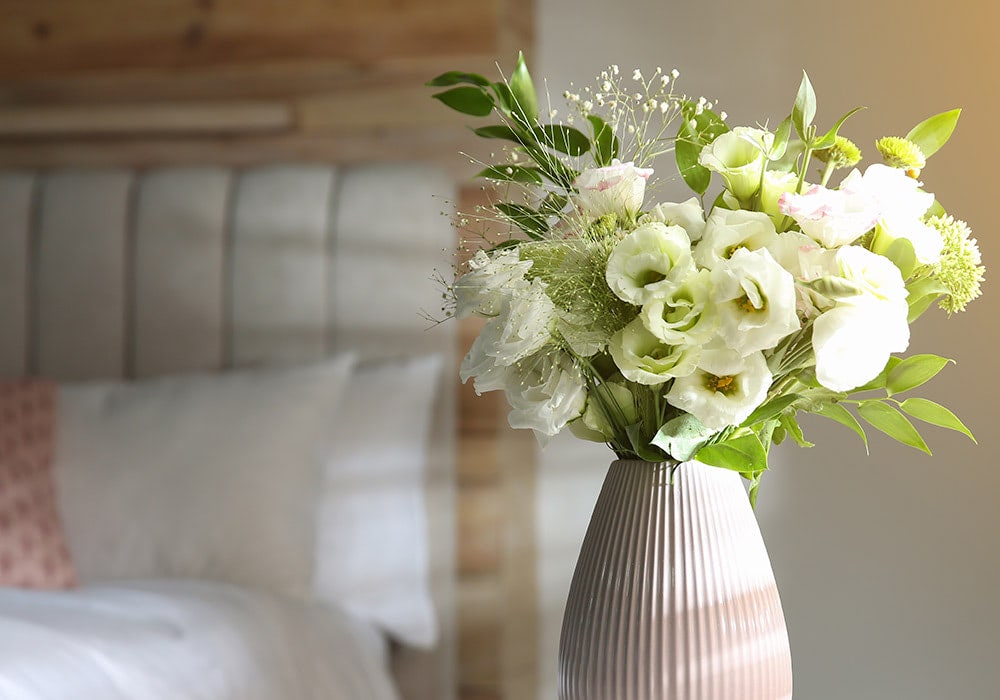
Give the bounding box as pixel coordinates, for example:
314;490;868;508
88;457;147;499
0;163;456;700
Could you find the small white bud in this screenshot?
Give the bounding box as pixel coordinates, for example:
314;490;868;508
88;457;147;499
632;69;643;81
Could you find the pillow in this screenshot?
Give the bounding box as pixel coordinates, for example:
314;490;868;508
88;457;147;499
0;379;76;589
53;355;355;597
313;354;443;648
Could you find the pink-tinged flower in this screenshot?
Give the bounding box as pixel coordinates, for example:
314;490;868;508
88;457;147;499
572;159;653;219
778;179;879;248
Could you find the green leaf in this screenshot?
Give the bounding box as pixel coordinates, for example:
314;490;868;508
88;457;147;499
812;402;868;452
884;237;917;279
426;71;490;88
476;165;544;184
906;108;961;159
533;124;591;156
587;114;619;167
508;52;539;127
769;115;793;161
926;198;947;218
906;277;948;323
853;356;902;393
651;413;716;462
696;432;768;472
899;398;977;443
473;124;531;145
491;82;515;118
626;423;669;462
675;102;729;195
496;203;548;239
432;86;495;117
857;400;931;454
742;393;802;427
886;354;952;396
538;193;569;217
779;411;813;448
812;106;866;150
792;71;817;140
746;470;764;509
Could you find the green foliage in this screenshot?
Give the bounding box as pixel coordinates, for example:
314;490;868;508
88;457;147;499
426;71;490;88
651;413;715;461
496;203;548;239
792;71;817;140
533;124;591;156
886;354;952;396
431;86;495;116
675;101;729;195
906;277;948;322
906;109;961;159
857;400;930;454
696;432;768;473
898;398;976;443
811;402;867;452
509;51;539;127
476;165;544;184
588;115;619;167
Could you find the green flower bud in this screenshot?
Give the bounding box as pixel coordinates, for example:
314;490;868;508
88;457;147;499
875;136;926;178
814;136;862;170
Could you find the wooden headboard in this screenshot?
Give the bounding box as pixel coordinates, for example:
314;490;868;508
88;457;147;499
0;163;457;700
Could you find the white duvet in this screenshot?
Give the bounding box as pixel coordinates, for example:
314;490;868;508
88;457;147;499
0;580;401;700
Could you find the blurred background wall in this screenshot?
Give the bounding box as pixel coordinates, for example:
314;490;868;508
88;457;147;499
535;1;1000;699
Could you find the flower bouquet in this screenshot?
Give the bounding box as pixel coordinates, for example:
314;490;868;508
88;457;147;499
429;55;983;503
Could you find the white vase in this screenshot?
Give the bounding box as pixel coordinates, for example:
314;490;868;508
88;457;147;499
557;460;792;700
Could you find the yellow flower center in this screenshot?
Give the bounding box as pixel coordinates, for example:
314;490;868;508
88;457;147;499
704;373;739;396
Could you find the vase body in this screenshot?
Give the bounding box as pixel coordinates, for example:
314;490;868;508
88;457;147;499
557;460;792;700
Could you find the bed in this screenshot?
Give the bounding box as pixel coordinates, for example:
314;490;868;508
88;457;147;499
0;163;457;700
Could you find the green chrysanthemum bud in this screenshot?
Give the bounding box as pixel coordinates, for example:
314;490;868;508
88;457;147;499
876;136;926;178
927;214;985;313
814;136;862;169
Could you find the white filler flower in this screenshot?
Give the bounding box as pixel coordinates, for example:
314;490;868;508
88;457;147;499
606;222;694;305
666;347;772;430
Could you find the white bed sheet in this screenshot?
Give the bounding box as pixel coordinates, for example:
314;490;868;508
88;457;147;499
0;580;401;700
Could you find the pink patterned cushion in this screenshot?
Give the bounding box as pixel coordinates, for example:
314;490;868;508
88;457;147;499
0;379;76;588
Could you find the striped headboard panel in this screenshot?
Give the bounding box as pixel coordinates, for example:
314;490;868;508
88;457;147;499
0;163;456;700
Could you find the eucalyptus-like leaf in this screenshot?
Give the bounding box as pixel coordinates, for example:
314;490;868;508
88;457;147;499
476;165;544;185
741;393;801;427
899;398;977;443
432;86;495;117
626;423;669;462
588;114;619;167
496;203;548;239
812;402;868;452
906;108;961;159
886;354;952;396
792;71;817;140
533;124;591;156
651;413;716;462
857;400;931;454
426;71;491;88
812;106;866;150
696;432;769;472
509;51;539;126
906;277;948;323
884;237;918;280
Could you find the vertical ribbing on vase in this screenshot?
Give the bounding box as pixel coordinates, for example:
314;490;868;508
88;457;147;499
557;460;793;700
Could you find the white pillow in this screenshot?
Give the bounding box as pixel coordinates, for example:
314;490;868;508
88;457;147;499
54;355;356;597
313;354;443;648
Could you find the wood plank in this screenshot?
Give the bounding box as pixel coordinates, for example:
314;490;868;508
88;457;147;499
0;0;498;79
0;102;291;136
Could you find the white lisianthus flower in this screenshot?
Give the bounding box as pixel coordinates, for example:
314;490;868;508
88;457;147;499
834;245;908;304
698;127;774;204
759;170;800;228
609;318;699;385
711;247;800;356
485;277;557;367
454;249;533;319
778;178;880;248
641;268;717;345
848;164;943;264
505;351;587;439
606;222;694;304
666;348;772;430
647;197;707;241
572;159;654;220
694;208;779;270
812;299;910;392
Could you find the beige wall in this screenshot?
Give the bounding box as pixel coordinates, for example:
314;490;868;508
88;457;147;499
536;1;1000;698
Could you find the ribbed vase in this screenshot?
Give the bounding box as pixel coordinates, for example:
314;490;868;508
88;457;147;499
557;460;792;700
